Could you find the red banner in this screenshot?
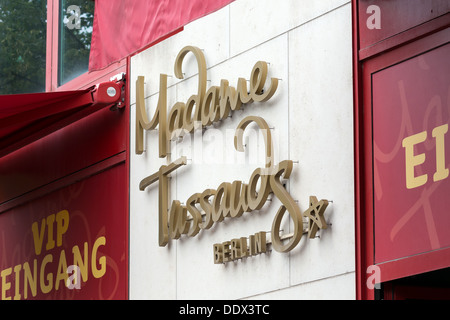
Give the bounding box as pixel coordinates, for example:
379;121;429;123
89;0;235;71
373;44;450;264
0;164;128;300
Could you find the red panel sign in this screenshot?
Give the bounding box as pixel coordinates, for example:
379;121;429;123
0;164;128;300
358;0;449;50
373;44;450;264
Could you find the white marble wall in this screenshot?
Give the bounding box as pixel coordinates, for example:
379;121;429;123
129;0;354;300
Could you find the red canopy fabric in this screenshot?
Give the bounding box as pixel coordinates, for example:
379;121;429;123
88;0;235;71
0;81;123;157
0;90;91;138
0;90;92;143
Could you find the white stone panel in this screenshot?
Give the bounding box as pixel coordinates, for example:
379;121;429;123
171;35;292;300
244;272;356;300
230;0;350;56
288;3;354;285
129;0;355;300
129;87;179;299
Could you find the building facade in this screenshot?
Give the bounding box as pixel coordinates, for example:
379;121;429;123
129;0;354;299
0;0;448;300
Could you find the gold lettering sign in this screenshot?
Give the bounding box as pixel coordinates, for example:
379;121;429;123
136;46;278;156
136;46;331;263
213;232;267;264
402;124;448;189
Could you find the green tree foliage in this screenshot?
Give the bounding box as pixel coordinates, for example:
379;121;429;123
0;0;94;94
59;0;94;85
0;0;47;94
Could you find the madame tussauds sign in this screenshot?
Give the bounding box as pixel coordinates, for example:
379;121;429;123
135;46;330;263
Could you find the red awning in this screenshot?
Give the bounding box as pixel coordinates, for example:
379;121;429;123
0;81;124;158
89;0;235;71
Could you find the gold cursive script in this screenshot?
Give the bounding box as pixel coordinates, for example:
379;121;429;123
136;46;330;258
135;46;279;156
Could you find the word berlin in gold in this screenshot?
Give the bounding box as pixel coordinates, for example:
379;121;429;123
214;195;329;264
136;46;330;262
